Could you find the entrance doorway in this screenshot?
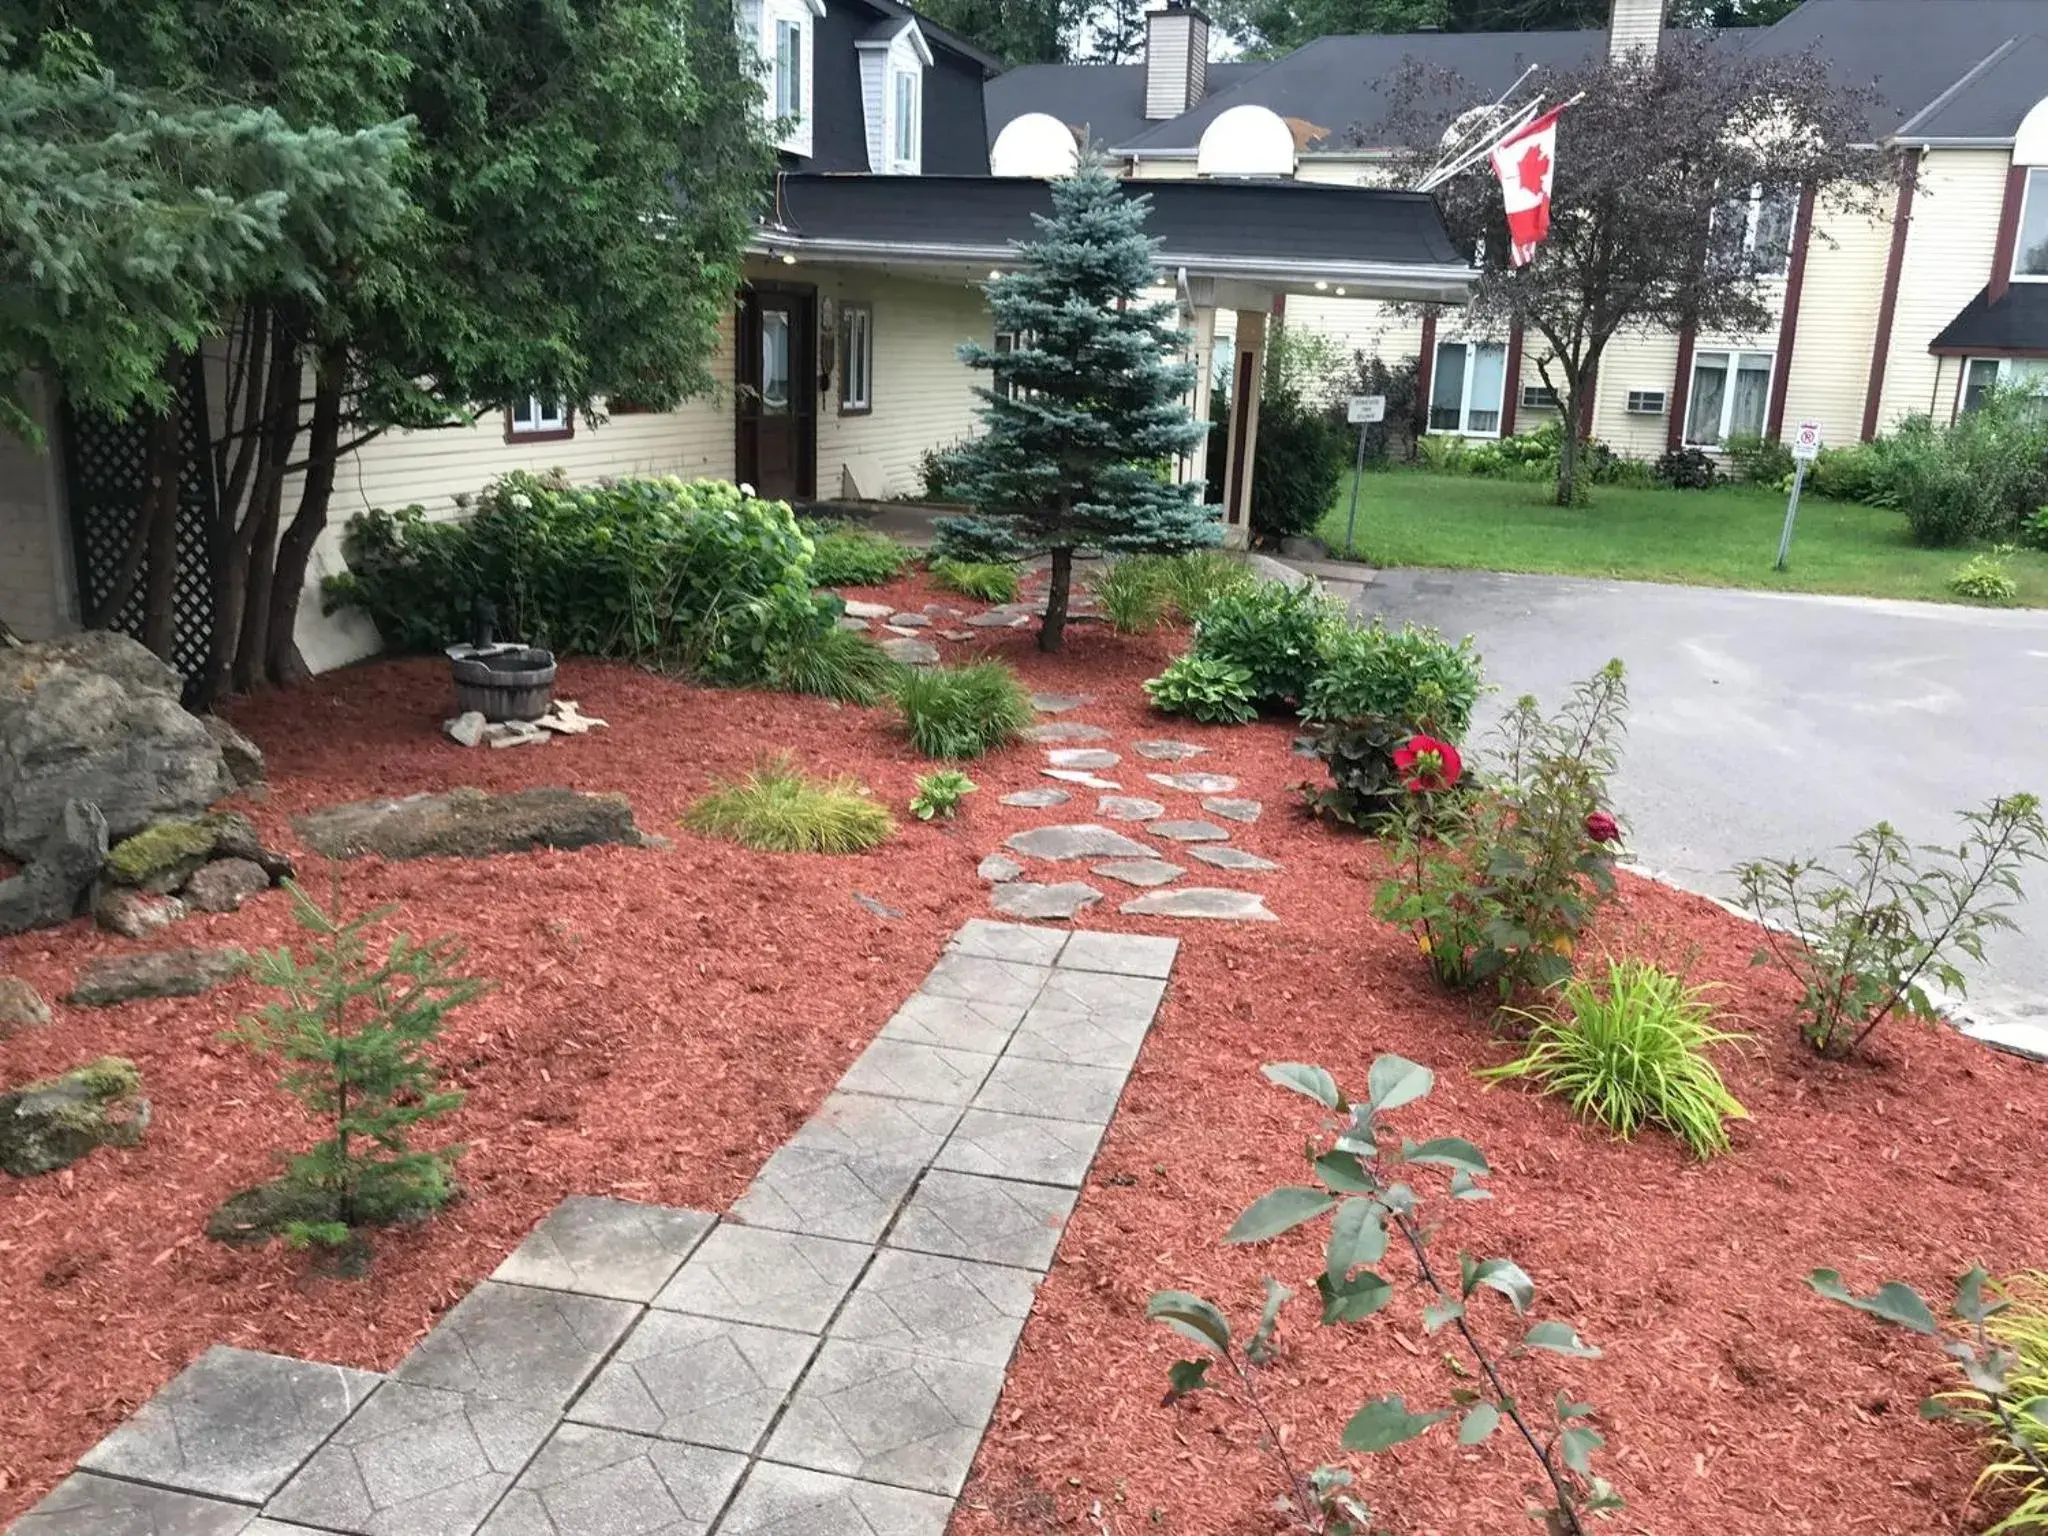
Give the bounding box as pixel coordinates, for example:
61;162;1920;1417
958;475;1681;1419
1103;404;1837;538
735;284;817;501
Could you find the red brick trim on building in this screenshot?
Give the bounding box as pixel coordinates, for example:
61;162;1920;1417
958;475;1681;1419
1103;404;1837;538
1989;163;2030;304
1499;322;1525;436
1862;149;1921;442
1766;183;1819;440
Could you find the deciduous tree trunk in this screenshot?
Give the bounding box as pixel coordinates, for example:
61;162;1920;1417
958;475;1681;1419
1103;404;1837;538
1039;546;1072;653
265;348;345;686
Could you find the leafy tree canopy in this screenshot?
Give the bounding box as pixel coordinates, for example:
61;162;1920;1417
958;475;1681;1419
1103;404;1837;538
917;0;1086;65
1211;0;1798;56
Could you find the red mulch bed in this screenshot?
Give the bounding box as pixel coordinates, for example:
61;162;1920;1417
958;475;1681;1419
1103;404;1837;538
2;565;2043;1535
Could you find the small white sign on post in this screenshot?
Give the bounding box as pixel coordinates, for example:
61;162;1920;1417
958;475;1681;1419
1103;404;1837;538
1347;394;1387;426
1776;421;1824;571
1791;419;1823;463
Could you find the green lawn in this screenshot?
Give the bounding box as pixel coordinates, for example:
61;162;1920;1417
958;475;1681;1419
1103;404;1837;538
1314;469;2048;608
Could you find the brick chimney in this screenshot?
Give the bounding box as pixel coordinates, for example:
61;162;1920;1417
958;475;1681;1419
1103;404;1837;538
1145;2;1210;120
1608;0;1665;62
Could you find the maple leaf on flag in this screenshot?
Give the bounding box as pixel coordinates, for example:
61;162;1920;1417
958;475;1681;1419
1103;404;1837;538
1516;141;1551;197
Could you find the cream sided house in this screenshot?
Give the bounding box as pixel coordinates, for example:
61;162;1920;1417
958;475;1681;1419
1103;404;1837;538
0;0;1470;678
988;0;2048;462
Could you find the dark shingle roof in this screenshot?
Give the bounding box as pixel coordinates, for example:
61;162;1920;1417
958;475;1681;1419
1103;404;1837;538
1931;284;2048;354
984;61;1269;152
1891;31;2048;139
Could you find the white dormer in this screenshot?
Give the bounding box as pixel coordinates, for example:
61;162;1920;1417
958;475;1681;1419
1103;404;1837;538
857;18;931;175
744;0;825;160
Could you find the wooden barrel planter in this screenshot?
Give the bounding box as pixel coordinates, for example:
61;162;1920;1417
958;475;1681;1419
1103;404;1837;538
451;646;557;722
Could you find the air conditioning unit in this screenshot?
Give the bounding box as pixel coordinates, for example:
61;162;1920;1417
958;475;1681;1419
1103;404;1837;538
1519;384;1559;410
1624;389;1667;415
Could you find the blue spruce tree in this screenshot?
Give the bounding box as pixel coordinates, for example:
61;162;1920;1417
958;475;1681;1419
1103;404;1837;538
944;156;1218;651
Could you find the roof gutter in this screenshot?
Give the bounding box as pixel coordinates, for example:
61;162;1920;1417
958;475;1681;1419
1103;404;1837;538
1886;135;2018;149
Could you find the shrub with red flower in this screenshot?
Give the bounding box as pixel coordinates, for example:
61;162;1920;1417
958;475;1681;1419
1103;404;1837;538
1585;810;1620;844
1392;735;1464;794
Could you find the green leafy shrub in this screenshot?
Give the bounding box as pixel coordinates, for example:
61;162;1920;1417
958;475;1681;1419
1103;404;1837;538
1653;446;1718;489
1300;620;1483;733
1808;441;1894;504
1724;432;1796;485
762;627;903;704
230;883;484;1260
1376;661;1630;999
325;473;828;684
1951;546;2021;604
2024;507;2048;552
1810;1267;2048;1533
1191;581;1336;709
684;758;893;852
802;522;912;586
1143;654;1258;725
893;662;1033;758
1892;435;2002;547
1481;960;1747;1159
928;557;1022;603
1096;552;1257;633
1151;1058;1621;1534
909;769;976;821
917;439;971;501
1247;386;1349;544
1736;794;2047;1058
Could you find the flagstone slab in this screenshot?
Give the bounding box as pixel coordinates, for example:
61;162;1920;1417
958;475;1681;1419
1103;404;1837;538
1004;1006;1151;1074
653;1227;870;1334
878;993;1028;1056
782;1092;963;1166
476;1424;745;1536
491;1199;715;1304
1200;797;1263;823
1121;888;1279;922
763;1340;1006;1496
972;1055;1129;1126
1188;845;1282;873
945;918;1068;967
835;1039;998;1107
975;853;1023;883
1044;748;1119;770
967;611;1030;628
1033;968;1169;1025
12;1473;257;1536
1029;692;1094;713
729;1145;927;1243
1054;931;1181;979
840;600;891;619
886;613;931;628
397;1283;637;1411
78;1346;379;1505
997;787;1069;809
1096;796;1166;822
931;1109;1107;1188
1131;740;1205;761
916;953;1051;1009
1147;820;1230;843
568;1311;816;1453
1004;824;1154;861
1024;722;1112;743
1040;769;1120;790
1090;858;1183;888
714;1462;951;1536
1146;771;1240;794
265;1381;555;1536
830;1249;1038;1367
989;882;1103;921
885;1171;1078;1272
879;639;939;666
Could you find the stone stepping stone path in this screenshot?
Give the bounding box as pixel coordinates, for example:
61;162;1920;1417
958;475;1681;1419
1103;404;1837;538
1092;859;1184;888
880;637;939;666
1201;797;1262;824
1000;788;1069;809
887;612;930;628
1132;740;1205;761
841;599;890;620
1042;768;1119;790
1189;844;1282;873
1025;722;1112;744
1147;771;1239;795
1029;692;1094;714
968;611;1030;628
1097;796;1166;822
1045;748;1118;770
1148;820;1229;843
1005;824;1154;862
991;882;1103;919
1123;887;1277;922
977;854;1024;882
21;921;1180;1536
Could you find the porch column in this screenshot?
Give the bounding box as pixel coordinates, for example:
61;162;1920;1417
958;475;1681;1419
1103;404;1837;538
1183;304;1217;495
1220;307;1267;549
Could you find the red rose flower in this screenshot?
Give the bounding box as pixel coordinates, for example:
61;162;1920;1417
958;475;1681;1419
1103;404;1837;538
1393;735;1463;794
1585;810;1621;844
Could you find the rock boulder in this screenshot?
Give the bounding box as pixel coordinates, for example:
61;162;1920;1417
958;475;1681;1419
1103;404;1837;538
0;1057;150;1176
0;799;108;936
182;858;270;913
294;786;646;862
0;976;51;1036
67;946;252;1007
94;886;189;940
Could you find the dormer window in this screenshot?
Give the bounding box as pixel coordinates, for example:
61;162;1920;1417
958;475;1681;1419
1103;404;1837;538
752;0;821;159
892;71;919;167
857;18;930;175
2015;167;2048;280
773;19;801;120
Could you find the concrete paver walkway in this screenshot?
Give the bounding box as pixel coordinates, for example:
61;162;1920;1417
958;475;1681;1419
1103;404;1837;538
13;921;1179;1536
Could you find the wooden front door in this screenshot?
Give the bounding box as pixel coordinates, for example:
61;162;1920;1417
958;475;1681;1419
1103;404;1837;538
735;284;816;502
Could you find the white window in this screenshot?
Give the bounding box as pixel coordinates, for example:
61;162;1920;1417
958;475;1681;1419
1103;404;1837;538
1712;185;1798;278
1962;357;2048;416
1428;340;1508;437
773;18;802;120
1684;350;1772;446
840;304;873;413
1625;389;1667;415
1520;383;1559;411
508;395;570;439
2015;168;2048;280
892;71;919;167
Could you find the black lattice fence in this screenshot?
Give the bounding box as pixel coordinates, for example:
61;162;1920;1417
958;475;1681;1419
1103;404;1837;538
60;362;220;693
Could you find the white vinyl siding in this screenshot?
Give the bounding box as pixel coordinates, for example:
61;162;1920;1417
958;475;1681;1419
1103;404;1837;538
1879;149;2008;430
1778;184;1895;447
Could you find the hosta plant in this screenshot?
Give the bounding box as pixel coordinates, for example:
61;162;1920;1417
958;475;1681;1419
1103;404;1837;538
909;769;976;821
1144;654;1258;725
1149;1057;1620;1536
1735;793;2046;1057
1949;546;2020;605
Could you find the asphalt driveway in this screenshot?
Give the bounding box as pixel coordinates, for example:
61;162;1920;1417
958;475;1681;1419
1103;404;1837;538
1354;569;2048;1020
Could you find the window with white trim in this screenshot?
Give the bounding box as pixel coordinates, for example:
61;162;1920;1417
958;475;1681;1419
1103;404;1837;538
1962;357;2048;416
1684;350;1772;446
1428;340;1507;437
840;304;873;413
891;71;919;168
508;395;570;439
2015;168;2048;280
1711;185;1798;278
1520;383;1559;411
773;18;802;120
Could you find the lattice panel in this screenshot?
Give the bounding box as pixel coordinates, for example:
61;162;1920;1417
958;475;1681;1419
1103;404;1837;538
61;363;220;691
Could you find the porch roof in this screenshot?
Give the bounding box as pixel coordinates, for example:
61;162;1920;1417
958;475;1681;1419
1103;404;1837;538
754;173;1476;304
1930;283;2048;356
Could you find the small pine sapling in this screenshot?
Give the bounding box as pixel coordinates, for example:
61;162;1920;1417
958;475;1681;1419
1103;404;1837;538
233;882;485;1254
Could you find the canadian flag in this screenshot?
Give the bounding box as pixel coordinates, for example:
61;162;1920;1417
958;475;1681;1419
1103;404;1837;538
1489;106;1566;267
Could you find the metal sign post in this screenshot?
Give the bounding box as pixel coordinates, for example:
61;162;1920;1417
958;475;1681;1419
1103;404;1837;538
1775;419;1823;572
1341;394;1387;559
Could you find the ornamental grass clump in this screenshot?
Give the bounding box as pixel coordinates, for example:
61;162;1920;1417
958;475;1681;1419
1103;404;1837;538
1096;552;1258;633
928;557;1022;603
684;758;893;852
1482;959;1748;1159
893;662;1033;758
762;626;902;705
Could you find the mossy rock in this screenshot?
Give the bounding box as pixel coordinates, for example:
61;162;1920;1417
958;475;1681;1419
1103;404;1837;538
104;818;217;891
0;1055;149;1176
206;1172;459;1247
